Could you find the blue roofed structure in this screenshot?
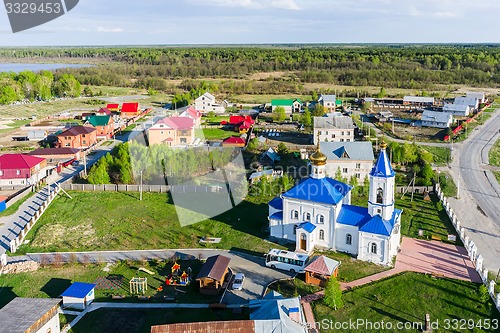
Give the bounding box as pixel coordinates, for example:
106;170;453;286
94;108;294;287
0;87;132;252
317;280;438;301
337;205;401;236
282;177;352;205
61;282;96;310
269;211;283;221
298;222;316;233
268;197;283;210
370;148;395;177
61;282;96;298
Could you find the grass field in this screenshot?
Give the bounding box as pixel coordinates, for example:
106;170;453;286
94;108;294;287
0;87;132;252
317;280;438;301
68;308;247;333
312;272;500;333
438;171;458;198
16;191;279;255
489;138;500;167
420;146;451;166
195;128;236;140
0;259;222;308
351;192;459;245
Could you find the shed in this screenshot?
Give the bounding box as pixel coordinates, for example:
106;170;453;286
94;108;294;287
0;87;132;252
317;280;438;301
196;255;231;295
0;196;7;213
304;255;340;287
60;282;96;310
222;136;246;147
0;298;61;333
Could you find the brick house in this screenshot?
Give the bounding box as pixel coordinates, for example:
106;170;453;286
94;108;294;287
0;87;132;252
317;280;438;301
86;115;115;140
0;154;47;186
148;117;195;147
57;126;97;149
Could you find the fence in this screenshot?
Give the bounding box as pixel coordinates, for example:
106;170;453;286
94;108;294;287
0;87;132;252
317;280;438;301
9;187;61;254
435;183;500;312
60;183;223;194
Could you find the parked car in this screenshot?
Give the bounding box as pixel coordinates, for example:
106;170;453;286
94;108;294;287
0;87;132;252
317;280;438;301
232;273;245;290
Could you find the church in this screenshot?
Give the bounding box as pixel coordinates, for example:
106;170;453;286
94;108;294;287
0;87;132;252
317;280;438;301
268;142;402;266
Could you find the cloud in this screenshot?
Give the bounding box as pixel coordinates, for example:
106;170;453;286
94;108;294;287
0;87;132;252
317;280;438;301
188;0;301;10
96;26;125;33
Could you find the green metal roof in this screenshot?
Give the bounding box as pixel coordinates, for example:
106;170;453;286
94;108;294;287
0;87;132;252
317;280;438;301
271;99;301;106
87;115;111;127
336;100;342;106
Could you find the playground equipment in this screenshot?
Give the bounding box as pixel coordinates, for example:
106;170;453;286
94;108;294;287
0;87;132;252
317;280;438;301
129;277;148;295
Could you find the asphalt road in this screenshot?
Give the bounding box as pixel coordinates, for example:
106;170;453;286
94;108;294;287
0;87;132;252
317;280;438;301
446;110;500;272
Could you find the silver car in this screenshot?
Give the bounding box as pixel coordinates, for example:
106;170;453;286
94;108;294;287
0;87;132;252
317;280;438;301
232;273;245;290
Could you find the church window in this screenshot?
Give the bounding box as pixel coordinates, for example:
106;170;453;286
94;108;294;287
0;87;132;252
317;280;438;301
304;212;311;221
342;168;348;173
292;210;299;219
376;188;383;204
346;234;352;245
318;215;324;224
319;229;325;240
370;243;377;254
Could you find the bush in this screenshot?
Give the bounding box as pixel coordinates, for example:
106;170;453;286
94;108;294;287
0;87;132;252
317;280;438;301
478;285;490;303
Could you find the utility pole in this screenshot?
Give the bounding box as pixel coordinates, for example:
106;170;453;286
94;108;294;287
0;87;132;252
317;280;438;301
83;150;87;177
139;170;143;201
392;118;395;135
456;175;460;199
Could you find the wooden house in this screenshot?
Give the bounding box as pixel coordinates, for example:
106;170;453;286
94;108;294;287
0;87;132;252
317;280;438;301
196;255;231;295
304;255;340;287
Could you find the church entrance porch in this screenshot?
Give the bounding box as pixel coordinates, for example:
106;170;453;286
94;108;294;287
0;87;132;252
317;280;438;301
300;234;307;251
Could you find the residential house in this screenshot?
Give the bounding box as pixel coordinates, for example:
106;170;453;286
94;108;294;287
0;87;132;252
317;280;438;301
179;107;202;128
304;255;340;287
268;142;402;266
442;103;471;117
228;115;255;133
271;99;301;113
466;92;486;104
148;117;195;147
194;92;226;113
403;96;435;107
97;107;112;116
0;298;62;333
0;154;47;186
57;126;97;149
28;148;81;162
259;147;281;167
106;103;120;111
313;115;355;144
86;115;115;140
80;112;96;121
222;136;246;147
421;110;453;128
318;94;337;112
320;141;375;181
196;255;231;295
61;282;96;310
121;102;141;117
454;96;479;111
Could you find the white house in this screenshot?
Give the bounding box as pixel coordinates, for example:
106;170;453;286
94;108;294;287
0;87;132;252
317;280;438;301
320;141;375;181
179;106;202;128
0;298;61;333
442;103;471;117
403;96;435;106
314;115;355;144
454;96;479;111
318;94;337;112
194;92;226;113
466;92;486;104
268;142;402;266
271;99;302;113
61;282;96;310
421;110;453;128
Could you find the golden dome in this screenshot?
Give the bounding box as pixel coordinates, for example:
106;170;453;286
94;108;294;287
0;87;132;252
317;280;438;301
310;148;327;166
380;141;388;150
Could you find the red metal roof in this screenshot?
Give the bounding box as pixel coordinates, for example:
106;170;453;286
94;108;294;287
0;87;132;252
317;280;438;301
121;102;140;113
220;120;228;125
0;154;45;170
151;320;254;333
153;117;194;130
0;196;7;202
98;108;112;115
230;115;254;125
304;255;340;276
223;137;246;145
58;126;96;137
106;103;120;109
28;148;80;156
185;107;202;119
164;138;174;142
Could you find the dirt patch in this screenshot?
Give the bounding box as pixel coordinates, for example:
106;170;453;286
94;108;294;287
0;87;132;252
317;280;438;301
248;71;286;80
30;222;97;249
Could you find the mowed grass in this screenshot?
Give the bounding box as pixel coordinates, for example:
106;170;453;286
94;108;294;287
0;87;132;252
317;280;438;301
351;192;459;245
195;128;237;140
312;272;500;333
16;191;278;255
0;260;221;308
420;146;451;166
489;138;500;167
69;308;248;333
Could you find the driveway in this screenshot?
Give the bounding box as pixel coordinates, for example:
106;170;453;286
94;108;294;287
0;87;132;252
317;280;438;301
396;237;482;283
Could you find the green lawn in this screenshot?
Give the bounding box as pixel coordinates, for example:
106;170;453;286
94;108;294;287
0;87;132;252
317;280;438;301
420;146;451;166
16;191;280;255
351;192;459;245
312;272;500;333
268;276;322;297
0;259;225;308
68;308;248;333
489;138;500;167
438;172;458;198
202;116;230;124
494;171;500;185
0;191;35;218
195;128;236;140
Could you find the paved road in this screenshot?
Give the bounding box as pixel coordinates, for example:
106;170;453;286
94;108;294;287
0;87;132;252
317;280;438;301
10;249;293;303
444;110;500;272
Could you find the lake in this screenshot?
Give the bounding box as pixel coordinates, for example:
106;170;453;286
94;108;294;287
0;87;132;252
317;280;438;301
0;63;92;73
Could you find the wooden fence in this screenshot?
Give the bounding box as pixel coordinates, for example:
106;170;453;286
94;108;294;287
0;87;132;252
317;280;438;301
60;183;223;194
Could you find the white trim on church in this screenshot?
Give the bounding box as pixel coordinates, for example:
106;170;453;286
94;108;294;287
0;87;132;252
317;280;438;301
268;143;402;266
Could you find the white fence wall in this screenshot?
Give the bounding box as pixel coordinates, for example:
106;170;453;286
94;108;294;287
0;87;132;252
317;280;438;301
435;184;500;312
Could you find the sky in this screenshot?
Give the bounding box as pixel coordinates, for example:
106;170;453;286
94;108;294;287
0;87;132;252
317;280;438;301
0;0;500;46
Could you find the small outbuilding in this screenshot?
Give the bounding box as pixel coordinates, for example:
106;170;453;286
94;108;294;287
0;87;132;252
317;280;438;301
304;255;340;287
0;298;61;333
0;196;7;213
196;255;231;295
60;282;96;310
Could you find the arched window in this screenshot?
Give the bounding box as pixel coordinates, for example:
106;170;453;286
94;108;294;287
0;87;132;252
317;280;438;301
346;234;352;245
304;212;311;221
319;229;325;240
376;188;384;204
370;243;377;254
318;215;325;224
292;210;299;219
300;233;307;240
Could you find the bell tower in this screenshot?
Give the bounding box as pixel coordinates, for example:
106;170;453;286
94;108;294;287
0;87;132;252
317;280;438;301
368;142;395;220
310;133;327;179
